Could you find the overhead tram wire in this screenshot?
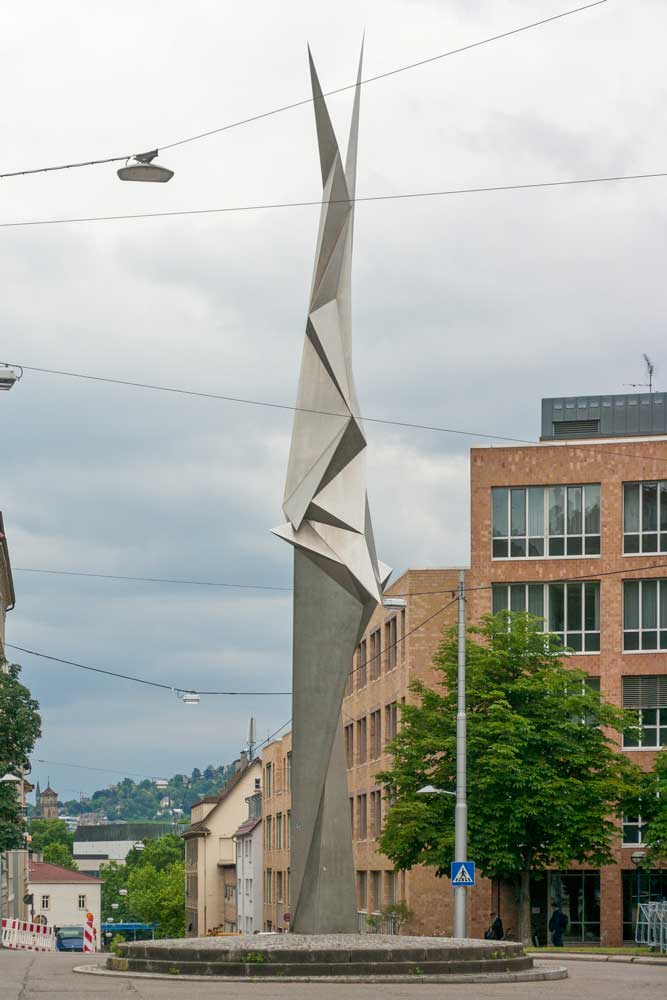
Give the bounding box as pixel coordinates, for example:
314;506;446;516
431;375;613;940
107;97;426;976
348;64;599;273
4;168;667;229
13;557;667;600
0;2;607;180
8;359;667;471
5;643;291;697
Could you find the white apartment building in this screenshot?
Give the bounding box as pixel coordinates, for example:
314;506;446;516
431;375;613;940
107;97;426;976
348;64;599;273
29;860;101;933
234;790;262;935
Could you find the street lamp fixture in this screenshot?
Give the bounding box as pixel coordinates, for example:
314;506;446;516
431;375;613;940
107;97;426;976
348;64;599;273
0;772;21;783
0;366;22;391
416;784;456;797
117;150;174;183
179;691;200;705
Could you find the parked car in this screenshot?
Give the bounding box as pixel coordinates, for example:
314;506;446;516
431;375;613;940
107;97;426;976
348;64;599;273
55;926;85;952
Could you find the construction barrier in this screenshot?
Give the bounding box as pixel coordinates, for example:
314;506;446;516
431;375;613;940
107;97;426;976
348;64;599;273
82;911;96;953
1;918;55;952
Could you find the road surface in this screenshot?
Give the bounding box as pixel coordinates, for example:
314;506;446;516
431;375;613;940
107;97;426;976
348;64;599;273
0;951;665;999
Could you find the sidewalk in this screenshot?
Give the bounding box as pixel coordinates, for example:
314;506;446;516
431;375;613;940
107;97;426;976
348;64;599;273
530;950;667;967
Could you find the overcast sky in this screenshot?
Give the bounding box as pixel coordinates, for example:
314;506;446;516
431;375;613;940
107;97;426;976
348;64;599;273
1;0;665;800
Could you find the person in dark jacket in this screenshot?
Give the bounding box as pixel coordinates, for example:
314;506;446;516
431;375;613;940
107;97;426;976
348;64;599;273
548;902;568;946
484;913;504;940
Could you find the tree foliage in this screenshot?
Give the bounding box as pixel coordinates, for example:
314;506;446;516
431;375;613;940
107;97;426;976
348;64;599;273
29;818;74;853
626;749;667;866
101;834;185;936
59;764;234;821
377;612;639;941
0;660;41;851
42;841;78;870
128;861;185;938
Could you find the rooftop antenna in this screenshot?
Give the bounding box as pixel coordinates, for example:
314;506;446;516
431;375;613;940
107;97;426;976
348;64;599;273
624;354;656;392
247;717;257;761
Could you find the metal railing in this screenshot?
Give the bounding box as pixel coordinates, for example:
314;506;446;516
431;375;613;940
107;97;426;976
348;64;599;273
357;911;399;935
635;901;667;953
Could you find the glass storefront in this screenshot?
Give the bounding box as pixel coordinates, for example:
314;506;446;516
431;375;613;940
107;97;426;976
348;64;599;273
622;870;667;941
549;871;601;942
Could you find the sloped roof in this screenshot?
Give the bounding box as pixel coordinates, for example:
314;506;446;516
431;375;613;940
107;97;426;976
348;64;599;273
183;759;261;838
233;816;261;838
29;861;101;884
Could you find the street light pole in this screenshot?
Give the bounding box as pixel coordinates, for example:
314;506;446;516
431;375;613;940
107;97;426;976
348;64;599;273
454;569;467;939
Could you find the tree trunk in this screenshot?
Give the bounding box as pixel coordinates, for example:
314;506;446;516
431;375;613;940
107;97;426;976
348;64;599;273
517;869;532;944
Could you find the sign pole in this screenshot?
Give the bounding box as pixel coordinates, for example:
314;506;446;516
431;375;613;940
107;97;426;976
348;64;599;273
454;569;467;938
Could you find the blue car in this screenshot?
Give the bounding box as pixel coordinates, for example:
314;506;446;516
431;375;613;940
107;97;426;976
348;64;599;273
55;926;85;952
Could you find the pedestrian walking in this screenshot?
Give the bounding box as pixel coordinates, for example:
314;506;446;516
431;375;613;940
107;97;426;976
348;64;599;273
484;913;504;940
548;902;568;947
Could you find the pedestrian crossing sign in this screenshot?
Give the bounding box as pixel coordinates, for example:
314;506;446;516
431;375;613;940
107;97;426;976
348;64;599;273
451;861;475;886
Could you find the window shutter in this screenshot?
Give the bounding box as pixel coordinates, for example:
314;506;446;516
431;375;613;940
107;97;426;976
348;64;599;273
622;675;667;708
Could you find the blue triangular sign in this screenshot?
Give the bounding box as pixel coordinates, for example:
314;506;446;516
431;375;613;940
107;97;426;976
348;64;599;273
451;861;475;885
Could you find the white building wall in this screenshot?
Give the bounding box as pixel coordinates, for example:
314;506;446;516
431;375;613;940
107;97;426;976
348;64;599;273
236;822;263;934
30;880;101;935
73;839;134;861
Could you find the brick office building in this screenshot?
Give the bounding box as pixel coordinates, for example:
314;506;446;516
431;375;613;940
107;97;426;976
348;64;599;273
343;568;499;937
469;392;667;945
261;732;291;931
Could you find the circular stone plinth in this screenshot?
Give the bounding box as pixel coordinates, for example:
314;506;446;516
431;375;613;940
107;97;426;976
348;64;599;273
103;933;562;981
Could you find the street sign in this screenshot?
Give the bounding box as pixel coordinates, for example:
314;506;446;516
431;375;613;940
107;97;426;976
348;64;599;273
451;861;475;886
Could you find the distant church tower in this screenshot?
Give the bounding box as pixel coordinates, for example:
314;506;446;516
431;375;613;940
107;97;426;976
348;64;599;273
37;779;58;820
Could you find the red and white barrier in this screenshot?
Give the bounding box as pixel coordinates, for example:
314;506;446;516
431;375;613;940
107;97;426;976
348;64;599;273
1;918;55;952
82;912;96;953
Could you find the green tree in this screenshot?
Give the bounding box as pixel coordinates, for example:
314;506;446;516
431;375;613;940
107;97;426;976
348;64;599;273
128;861;185;938
630;749;667;866
29;818;74;853
42;841;78;870
125;834;184;873
0;660;41;851
101;862;134;923
378;612;638;943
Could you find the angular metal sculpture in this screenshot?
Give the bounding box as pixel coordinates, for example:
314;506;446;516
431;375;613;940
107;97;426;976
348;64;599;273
272;46;390;934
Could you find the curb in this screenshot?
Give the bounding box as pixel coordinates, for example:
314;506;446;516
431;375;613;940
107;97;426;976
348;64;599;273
530;952;667;967
73;959;567;984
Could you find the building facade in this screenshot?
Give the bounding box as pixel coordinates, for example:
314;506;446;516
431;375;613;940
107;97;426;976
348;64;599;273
341;569;503;937
29;859;102;935
73;821;175;876
183;756;261;936
261;732;291;931
468;391;667;945
234;789;262;934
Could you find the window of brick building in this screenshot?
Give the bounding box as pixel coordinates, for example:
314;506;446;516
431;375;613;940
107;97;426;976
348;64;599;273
265;763;273;798
286;810;291;849
356;716;367;764
370;629;381;680
385;871;397;905
622;675;667;748
276;812;283;850
386;617;397;670
266;869;273;903
385;702;398;742
369;710;382;760
371;790;382;837
357;793;367;839
624;482;667;554
286;751;292;791
623;580;667;651
276;870;284;903
357;639;367;689
265;815;273;851
370;871;382;912
344;723;354;769
622;815;649;845
400;609;406;662
492;581;600;652
357;870;368;911
492;484;600;559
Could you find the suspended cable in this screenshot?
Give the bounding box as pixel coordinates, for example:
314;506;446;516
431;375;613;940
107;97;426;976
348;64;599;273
5;643;290;696
7;359;667;470
13;566;291;592
0;2;606;180
3;167;667;229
